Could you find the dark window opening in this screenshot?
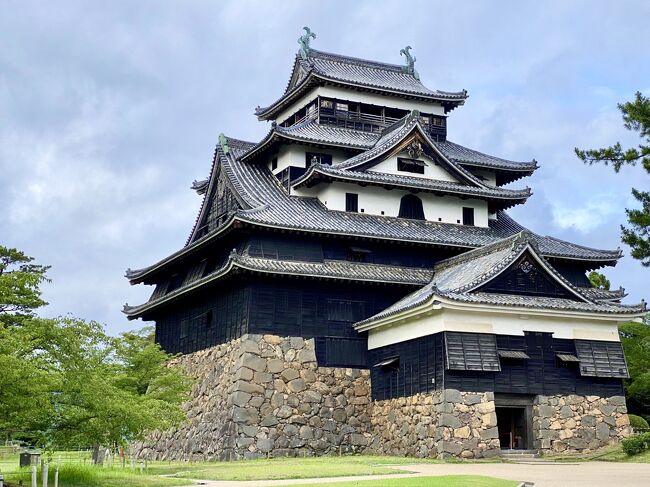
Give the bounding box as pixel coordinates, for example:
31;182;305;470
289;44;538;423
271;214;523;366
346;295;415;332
397;157;426;174
205;310;213;328
179;319;189;339
346;193;359;212
398;194;425;220
347;246;372;263
271;157;278;171
306;152;332;167
327;299;366;322
463;207;475;226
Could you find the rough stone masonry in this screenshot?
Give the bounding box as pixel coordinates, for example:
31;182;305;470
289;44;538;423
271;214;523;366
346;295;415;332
131;334;631;460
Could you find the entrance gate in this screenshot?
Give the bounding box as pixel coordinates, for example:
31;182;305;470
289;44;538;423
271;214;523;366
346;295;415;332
494;394;534;450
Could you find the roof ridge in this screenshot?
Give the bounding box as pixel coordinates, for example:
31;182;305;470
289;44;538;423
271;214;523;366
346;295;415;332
434;230;534;272
307;48;407;73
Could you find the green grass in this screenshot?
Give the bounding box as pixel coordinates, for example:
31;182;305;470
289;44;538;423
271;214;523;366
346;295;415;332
148;455;442;481
290;475;519;487
544;444;650;463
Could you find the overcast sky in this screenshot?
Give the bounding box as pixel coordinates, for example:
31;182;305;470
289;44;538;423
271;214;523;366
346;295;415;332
2;0;649;336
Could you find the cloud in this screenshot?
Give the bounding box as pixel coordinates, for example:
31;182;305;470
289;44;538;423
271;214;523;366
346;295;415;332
1;0;649;335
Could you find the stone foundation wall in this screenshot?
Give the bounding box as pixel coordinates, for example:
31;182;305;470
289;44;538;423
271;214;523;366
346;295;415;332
131;334;632;460
370;389;500;459
131;334;372;461
533;394;632;453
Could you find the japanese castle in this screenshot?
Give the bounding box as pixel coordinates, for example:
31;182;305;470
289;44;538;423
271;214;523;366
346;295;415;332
125;30;645;460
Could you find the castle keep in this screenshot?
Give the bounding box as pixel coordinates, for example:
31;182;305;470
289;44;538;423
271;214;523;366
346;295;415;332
125;30;645;459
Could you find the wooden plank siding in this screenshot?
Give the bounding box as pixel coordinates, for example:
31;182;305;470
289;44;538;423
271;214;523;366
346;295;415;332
369;331;624;401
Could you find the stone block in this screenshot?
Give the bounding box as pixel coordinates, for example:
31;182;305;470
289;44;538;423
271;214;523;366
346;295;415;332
439;413;461;428
537;405;555;418
267;359;284;374
477;402;495;414
609;396;626;406
238;353;266;372
254;371;273;383
240;339;261;355
332;408;347;422
350;433;368;446
559;405;574;418
231;391;251;407
276;405;293;419
260;415;279;427
616;415;630;427
481;412;497;428
303;390;322;403
454;426;471;439
480;427;499;440
281;369;300;381
289;337;305;350
287;378;306;393
232;407;259;425
442;389;462;404
263;335;282;345
463;394;481;405
234;380;265;395
297;348;317;363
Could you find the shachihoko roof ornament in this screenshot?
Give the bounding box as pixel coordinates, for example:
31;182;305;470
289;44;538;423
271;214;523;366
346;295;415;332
298;27;316;60
400;46;419;80
218;133;230;155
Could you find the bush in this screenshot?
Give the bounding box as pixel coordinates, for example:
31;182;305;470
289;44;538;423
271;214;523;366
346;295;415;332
629;414;650;430
622;431;650;456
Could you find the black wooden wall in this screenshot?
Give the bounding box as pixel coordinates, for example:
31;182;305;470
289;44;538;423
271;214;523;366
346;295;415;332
369;331;624;401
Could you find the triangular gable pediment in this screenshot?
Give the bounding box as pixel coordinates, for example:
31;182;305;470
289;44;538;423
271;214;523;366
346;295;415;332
350;124;482;187
474;247;586;301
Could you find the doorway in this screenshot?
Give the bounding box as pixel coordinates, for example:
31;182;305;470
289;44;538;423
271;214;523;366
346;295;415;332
496;407;528;450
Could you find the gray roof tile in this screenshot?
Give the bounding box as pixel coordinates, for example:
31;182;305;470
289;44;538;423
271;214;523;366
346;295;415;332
256;50;467;118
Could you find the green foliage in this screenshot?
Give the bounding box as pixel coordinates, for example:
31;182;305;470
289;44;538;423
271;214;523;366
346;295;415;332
588;271;611;290
622;432;650;456
619;322;650;416
0;245;189;450
629;414;650;430
575;91;650;266
0;246;50;321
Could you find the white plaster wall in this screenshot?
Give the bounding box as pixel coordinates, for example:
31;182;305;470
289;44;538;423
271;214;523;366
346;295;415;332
472;169;497;186
294;181;489;227
269;144;349;174
276;86;446;124
367;307;622;350
368;153;459;183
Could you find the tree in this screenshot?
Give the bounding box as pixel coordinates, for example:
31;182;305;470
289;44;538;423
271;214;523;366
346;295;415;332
575;91;650;266
588;271;611;290
0;245;189;451
619;319;650;418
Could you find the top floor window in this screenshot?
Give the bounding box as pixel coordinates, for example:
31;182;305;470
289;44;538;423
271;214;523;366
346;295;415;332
306;152;332;167
397;157;426;175
320;99;334;109
462;207;475;226
398;194;425;220
335;102;348;112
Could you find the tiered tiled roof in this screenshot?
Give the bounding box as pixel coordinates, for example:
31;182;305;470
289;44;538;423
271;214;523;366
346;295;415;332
123;248;432;318
354;232;645;329
125;135;621;284
256;49;468;120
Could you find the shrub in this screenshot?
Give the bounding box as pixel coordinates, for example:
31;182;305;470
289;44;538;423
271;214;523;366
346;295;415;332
622;431;650;456
629;414;650;430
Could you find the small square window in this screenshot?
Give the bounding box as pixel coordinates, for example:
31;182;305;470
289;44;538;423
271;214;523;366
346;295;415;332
381;211;385;215
397;158;425;174
462;207;475;226
345;193;358;212
271;157;278;171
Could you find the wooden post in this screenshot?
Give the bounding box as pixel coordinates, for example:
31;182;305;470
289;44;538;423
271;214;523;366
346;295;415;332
42;461;49;487
54;465;59;487
31;465;37;487
139;462;144;475
0;472;4;487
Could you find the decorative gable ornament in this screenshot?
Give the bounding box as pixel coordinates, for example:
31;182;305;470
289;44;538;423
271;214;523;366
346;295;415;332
406;140;424;159
519;260;534;274
298;27;316;60
400;45;420;80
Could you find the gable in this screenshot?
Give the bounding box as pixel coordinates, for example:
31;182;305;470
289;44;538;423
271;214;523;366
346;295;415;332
476;252;580;300
193;166;241;241
367;149;460;183
355;129;473;185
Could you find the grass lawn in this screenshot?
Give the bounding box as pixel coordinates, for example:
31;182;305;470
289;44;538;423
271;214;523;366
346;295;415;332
148;455;442;481
290;475;519;487
544;444;650;463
